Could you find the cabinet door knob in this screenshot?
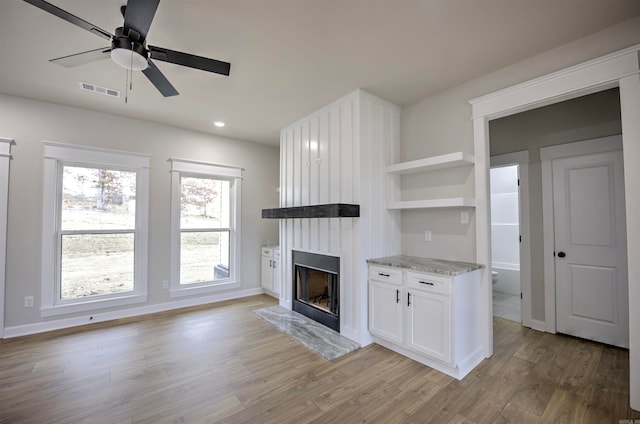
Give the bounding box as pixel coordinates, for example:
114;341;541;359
419;281;434;286
378;273;390;277
396;289;400;304
407;292;411;307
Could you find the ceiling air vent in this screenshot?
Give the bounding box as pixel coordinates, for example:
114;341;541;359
79;82;120;98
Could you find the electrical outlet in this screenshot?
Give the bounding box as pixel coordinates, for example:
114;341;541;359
162;280;169;289
424;230;432;242
460;211;470;224
24;296;34;308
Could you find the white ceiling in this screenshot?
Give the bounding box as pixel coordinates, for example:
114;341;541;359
1;1;639;146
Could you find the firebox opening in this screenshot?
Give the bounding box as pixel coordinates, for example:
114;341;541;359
295;267;339;316
292;250;340;332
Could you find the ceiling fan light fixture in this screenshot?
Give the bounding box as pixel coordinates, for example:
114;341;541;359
110;34;149;71
111;47;148;71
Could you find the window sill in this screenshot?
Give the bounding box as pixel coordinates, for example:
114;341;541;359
40;293;147;317
170;280;240;298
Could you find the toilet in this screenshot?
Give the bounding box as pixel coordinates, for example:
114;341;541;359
491;270;499;284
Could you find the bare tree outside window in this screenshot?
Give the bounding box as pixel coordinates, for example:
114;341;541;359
60;166;137;299
179;176;231;284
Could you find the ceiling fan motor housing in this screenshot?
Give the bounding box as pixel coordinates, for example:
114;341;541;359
111;26;149;70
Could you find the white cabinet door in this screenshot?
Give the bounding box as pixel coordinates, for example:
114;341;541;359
261;256;273;292
272;250;281;296
406;289;451;364
369;280;403;344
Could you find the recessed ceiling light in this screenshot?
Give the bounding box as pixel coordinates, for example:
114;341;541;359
213;121;225;127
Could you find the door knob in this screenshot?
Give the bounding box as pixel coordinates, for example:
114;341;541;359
557;251;566;258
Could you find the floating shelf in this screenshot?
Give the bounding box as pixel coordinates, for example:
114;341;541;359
386;152;474;175
388;198;476;210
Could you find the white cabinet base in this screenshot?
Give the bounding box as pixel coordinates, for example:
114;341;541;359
261;246;280;298
368;262;484;380
371;335;484;380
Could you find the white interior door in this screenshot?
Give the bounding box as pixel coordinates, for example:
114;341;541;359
553;149;628;348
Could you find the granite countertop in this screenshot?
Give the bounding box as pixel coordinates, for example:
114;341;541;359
367;255;483;276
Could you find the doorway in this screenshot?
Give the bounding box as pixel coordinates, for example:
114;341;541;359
490;164;521;323
489;150;532;327
470;45;640;410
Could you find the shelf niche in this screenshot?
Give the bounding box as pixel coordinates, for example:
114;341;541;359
387;151;475;210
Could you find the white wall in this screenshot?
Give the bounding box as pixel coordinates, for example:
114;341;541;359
0;94;279;331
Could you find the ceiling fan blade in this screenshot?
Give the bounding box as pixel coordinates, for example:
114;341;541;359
50;47;112;68
123;0;160;41
22;0;112;40
149;46;231;76
142;60;179;97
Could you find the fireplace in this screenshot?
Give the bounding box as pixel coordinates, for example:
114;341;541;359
292;250;340;332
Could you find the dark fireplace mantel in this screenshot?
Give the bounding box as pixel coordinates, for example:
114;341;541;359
262;203;359;219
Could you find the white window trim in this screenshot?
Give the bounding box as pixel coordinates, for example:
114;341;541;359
169;158;243;297
41;142;150;317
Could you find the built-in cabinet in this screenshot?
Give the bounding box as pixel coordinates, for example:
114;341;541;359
386;151;476;210
368;265;404;344
261;246;280;297
368;260;483;379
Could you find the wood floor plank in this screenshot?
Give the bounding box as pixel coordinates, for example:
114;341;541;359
539;387;589;423
494;402;545;424
0;294;637;424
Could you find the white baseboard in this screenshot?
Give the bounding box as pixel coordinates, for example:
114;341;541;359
3;287;264;339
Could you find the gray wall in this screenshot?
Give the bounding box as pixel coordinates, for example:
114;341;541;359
0;94;280;328
399;16;640;316
489;88;622;321
399;17;639;258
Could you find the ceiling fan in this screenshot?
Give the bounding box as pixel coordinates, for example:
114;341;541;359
22;0;231;97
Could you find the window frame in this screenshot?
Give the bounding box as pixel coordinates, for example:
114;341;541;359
169;159;242;297
41;142;150;316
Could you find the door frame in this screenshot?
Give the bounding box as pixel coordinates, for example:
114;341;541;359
540;135;624;333
490;150;532;328
0;138;13;339
469;44;640;410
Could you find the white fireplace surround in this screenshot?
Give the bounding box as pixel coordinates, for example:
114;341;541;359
278;90;401;346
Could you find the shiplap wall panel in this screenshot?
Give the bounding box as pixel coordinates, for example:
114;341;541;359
309;117;319;250
340;101;354;203
329;105;343;255
319;113;330;204
278;90;400;345
318;112;330;252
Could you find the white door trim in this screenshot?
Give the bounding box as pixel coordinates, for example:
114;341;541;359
490;151;532;329
469;44;640;411
0;138;14;339
540;135;623;333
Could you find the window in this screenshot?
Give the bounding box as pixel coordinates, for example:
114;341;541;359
41;142;150;316
170;159;242;296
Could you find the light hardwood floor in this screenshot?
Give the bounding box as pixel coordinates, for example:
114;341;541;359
1;294;638;423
